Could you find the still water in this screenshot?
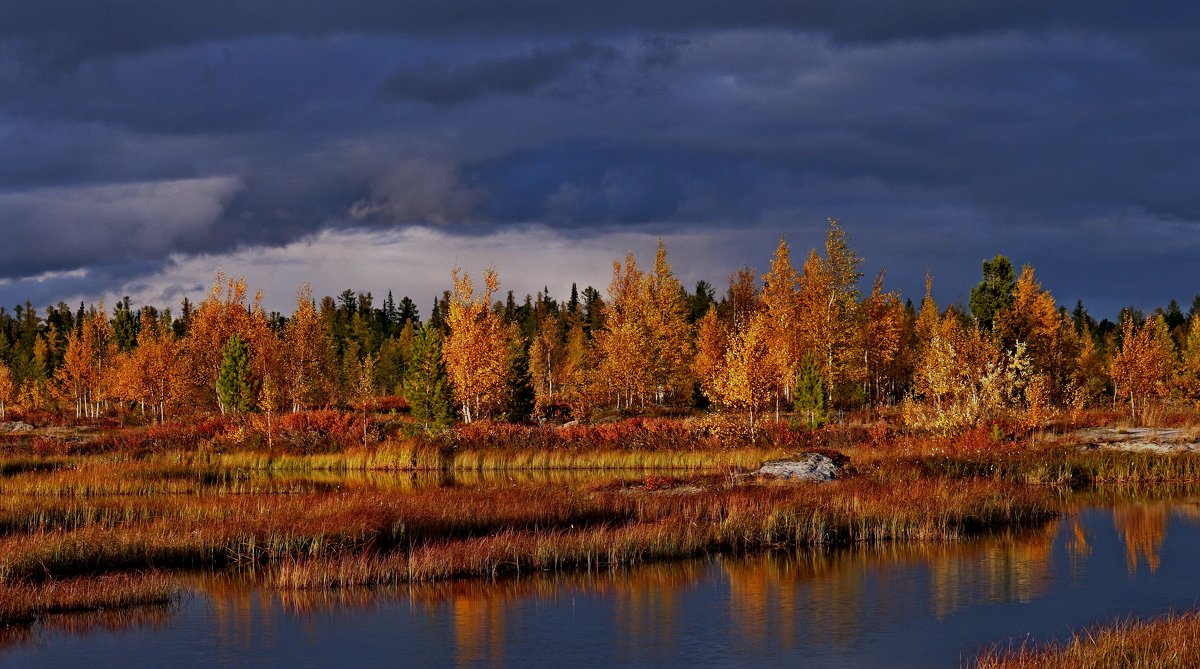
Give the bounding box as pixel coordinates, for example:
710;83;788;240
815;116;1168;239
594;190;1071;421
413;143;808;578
4;493;1200;668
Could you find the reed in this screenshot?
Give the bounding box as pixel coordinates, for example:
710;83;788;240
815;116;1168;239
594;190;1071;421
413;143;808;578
0;573;178;627
269;478;1054;588
974;611;1200;668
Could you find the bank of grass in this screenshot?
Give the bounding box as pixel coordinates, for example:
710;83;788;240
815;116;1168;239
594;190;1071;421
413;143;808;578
0;573;177;627
0;475;1053;586
974;611;1200;668
269;477;1053;588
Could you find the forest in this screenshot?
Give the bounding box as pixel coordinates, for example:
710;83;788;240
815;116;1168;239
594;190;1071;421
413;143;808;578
0;219;1194;436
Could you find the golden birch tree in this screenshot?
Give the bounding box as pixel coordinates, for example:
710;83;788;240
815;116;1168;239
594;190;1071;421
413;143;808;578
644;241;693;404
282;284;336;412
1111;315;1175;421
714;311;774;433
0;360;13;418
187;274;258;413
443;268;510;423
594;253;653;409
861;270;903;406
135;313;185;422
693;306;729;402
529;311;567;417
759;237;802;413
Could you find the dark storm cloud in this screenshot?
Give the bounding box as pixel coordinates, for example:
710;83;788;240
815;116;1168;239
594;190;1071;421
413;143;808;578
0;2;1198;315
3;1;1199;67
382;40;618;105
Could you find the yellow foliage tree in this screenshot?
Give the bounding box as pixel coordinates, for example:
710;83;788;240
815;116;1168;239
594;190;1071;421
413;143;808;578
643;241;693;404
861;270;903;406
714;311;775;433
1111;315;1175;421
0;360;13;418
693;306;729;402
443;268;511;423
760;237;802;412
282;284;336;412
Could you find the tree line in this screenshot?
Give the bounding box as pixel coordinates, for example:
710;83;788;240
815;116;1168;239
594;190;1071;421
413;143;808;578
0;218;1196;432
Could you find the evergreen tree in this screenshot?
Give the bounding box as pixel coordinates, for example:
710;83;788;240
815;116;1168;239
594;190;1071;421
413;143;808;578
793;353;828;428
503;337;535;422
969;255;1016;330
397;297;420;327
112;297;138;352
403;323;453;430
217;334;254;414
567;283;580;315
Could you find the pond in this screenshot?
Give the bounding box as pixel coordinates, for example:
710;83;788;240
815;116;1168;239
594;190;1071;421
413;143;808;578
5;491;1200;668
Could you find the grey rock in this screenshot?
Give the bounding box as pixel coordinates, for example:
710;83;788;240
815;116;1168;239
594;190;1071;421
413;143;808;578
753;453;840;482
0;421;34;432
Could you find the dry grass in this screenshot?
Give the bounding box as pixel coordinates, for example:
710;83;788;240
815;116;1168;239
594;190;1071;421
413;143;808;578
974;611;1200;668
269;477;1054;588
0;573;177;627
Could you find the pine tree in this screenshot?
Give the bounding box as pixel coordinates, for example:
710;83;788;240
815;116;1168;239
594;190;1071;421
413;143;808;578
793;353;827;428
404;323;453;431
969;255;1016;330
217;334;254;415
503;338;535;422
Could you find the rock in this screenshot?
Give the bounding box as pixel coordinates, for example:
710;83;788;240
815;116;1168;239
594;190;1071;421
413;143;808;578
0;421;34;433
753;453;842;482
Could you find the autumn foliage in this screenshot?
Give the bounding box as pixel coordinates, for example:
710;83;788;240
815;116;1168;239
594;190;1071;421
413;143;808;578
0;220;1195;434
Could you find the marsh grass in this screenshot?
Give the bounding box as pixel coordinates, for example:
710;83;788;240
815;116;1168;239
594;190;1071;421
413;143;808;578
974;611;1200;668
0;573;178;627
269;478;1054;588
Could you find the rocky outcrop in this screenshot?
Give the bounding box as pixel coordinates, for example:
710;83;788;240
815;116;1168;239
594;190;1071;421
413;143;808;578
751;452;842;482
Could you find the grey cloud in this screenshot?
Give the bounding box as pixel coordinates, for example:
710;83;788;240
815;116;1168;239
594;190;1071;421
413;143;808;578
382;40;618;105
0;177;242;279
349;160;485;223
2;1;1198;68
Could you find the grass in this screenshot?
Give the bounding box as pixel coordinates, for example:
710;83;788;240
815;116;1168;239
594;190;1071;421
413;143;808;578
974;611;1200;668
0;573;178;627
268;477;1054;588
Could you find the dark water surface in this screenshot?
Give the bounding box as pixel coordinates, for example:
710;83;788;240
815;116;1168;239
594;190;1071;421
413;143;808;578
5;495;1200;668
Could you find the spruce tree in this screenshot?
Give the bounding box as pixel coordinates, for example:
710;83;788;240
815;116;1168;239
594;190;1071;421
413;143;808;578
503;338;535;422
403;323;453;431
217;334;254;414
969;255;1016;330
793;353;827;428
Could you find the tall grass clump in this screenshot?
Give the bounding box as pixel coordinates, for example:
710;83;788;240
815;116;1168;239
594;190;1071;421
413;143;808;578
0;573;178;627
974;611;1200;668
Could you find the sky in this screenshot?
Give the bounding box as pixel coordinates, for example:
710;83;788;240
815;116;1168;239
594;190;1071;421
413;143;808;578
0;2;1197;317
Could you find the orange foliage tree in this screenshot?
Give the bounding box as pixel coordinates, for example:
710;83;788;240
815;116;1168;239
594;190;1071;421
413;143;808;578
282;284;336;412
714;311;775;432
443;268;511;423
1111;315;1175;421
0;360;13;418
693;306;729;403
759;237;802;413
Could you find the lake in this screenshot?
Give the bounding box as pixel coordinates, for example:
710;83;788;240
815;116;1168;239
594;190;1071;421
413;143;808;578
4;489;1200;668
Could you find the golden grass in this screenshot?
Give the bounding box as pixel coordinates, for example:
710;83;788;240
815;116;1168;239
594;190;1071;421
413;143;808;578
269;478;1054;588
974;611;1200;668
0;573;177;627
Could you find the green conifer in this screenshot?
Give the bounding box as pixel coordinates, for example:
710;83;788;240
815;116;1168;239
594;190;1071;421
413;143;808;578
403;323;453;431
217;334;254;414
794;352;828;428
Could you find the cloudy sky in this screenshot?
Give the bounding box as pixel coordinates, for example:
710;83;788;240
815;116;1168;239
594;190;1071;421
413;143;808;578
0;2;1197;316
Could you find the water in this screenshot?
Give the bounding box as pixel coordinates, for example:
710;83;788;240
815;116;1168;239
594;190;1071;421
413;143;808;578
5;495;1200;668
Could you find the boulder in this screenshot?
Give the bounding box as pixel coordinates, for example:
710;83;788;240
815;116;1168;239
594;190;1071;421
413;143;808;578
753;453;842;482
0;421;34;433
